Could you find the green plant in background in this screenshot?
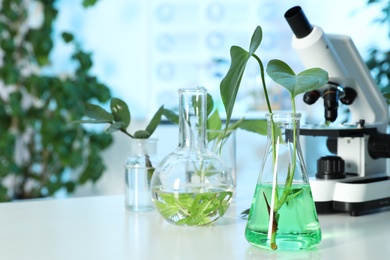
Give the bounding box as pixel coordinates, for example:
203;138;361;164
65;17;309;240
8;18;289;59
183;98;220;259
365;0;390;102
220;26;328;250
0;0;113;201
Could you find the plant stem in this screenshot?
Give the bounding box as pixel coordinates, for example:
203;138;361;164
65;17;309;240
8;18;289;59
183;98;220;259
253;54;272;114
120;128;134;138
254;52;302;249
253;53;283;250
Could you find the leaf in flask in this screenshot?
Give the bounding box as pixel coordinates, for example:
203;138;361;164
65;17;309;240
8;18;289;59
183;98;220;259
206;93;214;117
220;26;263;127
106;121;126;134
133;130;151;139
162;108;179;124
237;119;267;135
266;59;328;98
145;105;164;136
207;110;222;141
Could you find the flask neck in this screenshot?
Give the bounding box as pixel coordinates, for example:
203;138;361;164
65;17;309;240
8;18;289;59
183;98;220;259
129;139;157;155
266;113;301;139
178;87;207;149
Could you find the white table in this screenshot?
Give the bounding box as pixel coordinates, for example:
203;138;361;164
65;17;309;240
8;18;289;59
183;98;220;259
0;192;390;260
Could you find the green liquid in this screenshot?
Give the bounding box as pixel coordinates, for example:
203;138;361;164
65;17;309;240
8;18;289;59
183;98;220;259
152;188;233;226
245;183;321;250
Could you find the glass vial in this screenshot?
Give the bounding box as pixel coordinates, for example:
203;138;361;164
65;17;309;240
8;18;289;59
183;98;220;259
245;113;321;250
124;138;158;211
150;87;234;226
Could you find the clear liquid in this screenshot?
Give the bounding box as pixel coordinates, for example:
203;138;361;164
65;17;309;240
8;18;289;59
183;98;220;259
125;167;155;211
245;183;321;250
151;188;233;226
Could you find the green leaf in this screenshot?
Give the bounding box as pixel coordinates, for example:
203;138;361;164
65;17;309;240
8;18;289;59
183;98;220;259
105;121;126;134
82;0;98;8
85;103;113;122
61;32;74;43
110;98;130;129
248;26;263;55
206;93;214;117
73;119;113;124
145;105;164;136
220;26;262;128
206;110;222;142
220;46;250;128
266;59;329;98
381;85;390;95
162;108;179;124
207;109;222;132
237;119;267;135
134;130;151;139
226;117;245;132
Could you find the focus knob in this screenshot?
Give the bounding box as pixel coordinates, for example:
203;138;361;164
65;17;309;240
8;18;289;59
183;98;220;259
316;156;345;180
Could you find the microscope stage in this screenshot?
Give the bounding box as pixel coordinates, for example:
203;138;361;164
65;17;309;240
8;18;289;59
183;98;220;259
301;125;377;138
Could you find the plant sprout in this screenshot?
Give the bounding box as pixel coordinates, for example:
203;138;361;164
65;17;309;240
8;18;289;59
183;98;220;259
76;98;164;139
220;26;328;250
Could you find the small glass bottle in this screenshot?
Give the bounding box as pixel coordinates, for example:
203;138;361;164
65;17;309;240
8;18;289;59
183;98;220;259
245;113;321;250
124;138;159;211
150;87;234;226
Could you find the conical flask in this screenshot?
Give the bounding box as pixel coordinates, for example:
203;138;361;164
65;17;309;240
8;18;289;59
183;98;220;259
150;87;234;226
245;113;321;250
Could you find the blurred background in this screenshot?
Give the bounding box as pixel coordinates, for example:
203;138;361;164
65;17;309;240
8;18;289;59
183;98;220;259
0;0;388;200
52;0;388;117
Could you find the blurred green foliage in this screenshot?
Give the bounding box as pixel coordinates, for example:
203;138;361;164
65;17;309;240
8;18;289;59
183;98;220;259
365;0;390;101
0;0;113;201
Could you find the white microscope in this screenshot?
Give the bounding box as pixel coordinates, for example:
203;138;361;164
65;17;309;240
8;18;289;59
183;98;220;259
285;6;390;216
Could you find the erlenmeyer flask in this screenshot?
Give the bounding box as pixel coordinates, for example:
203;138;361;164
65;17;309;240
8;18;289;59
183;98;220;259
245;113;321;250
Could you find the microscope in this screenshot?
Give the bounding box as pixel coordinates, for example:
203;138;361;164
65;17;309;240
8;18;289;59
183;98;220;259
285;6;390;216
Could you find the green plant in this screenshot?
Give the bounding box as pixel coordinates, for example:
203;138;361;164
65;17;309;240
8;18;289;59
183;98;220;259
365;0;390;101
0;0;112;201
76;98;164;139
220;26;328;250
206;94;267;152
76;98;165;188
153;190;231;226
162;93;267;153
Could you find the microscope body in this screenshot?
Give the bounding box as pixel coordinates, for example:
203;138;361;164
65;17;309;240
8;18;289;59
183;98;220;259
285;6;390;216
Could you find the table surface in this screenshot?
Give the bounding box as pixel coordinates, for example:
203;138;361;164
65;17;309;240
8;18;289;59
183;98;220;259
0;189;390;260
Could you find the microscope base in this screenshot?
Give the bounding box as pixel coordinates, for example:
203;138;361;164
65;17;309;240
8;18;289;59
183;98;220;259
310;175;390;216
333;197;390;216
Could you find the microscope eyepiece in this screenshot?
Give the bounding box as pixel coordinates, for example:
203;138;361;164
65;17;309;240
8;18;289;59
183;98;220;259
303;90;321;105
285;6;313;39
340;87;357;105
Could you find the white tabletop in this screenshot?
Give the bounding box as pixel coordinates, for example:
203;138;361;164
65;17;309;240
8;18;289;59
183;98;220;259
0;192;390;260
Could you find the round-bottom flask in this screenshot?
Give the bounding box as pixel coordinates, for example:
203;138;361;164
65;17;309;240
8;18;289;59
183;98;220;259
150;87;234;226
